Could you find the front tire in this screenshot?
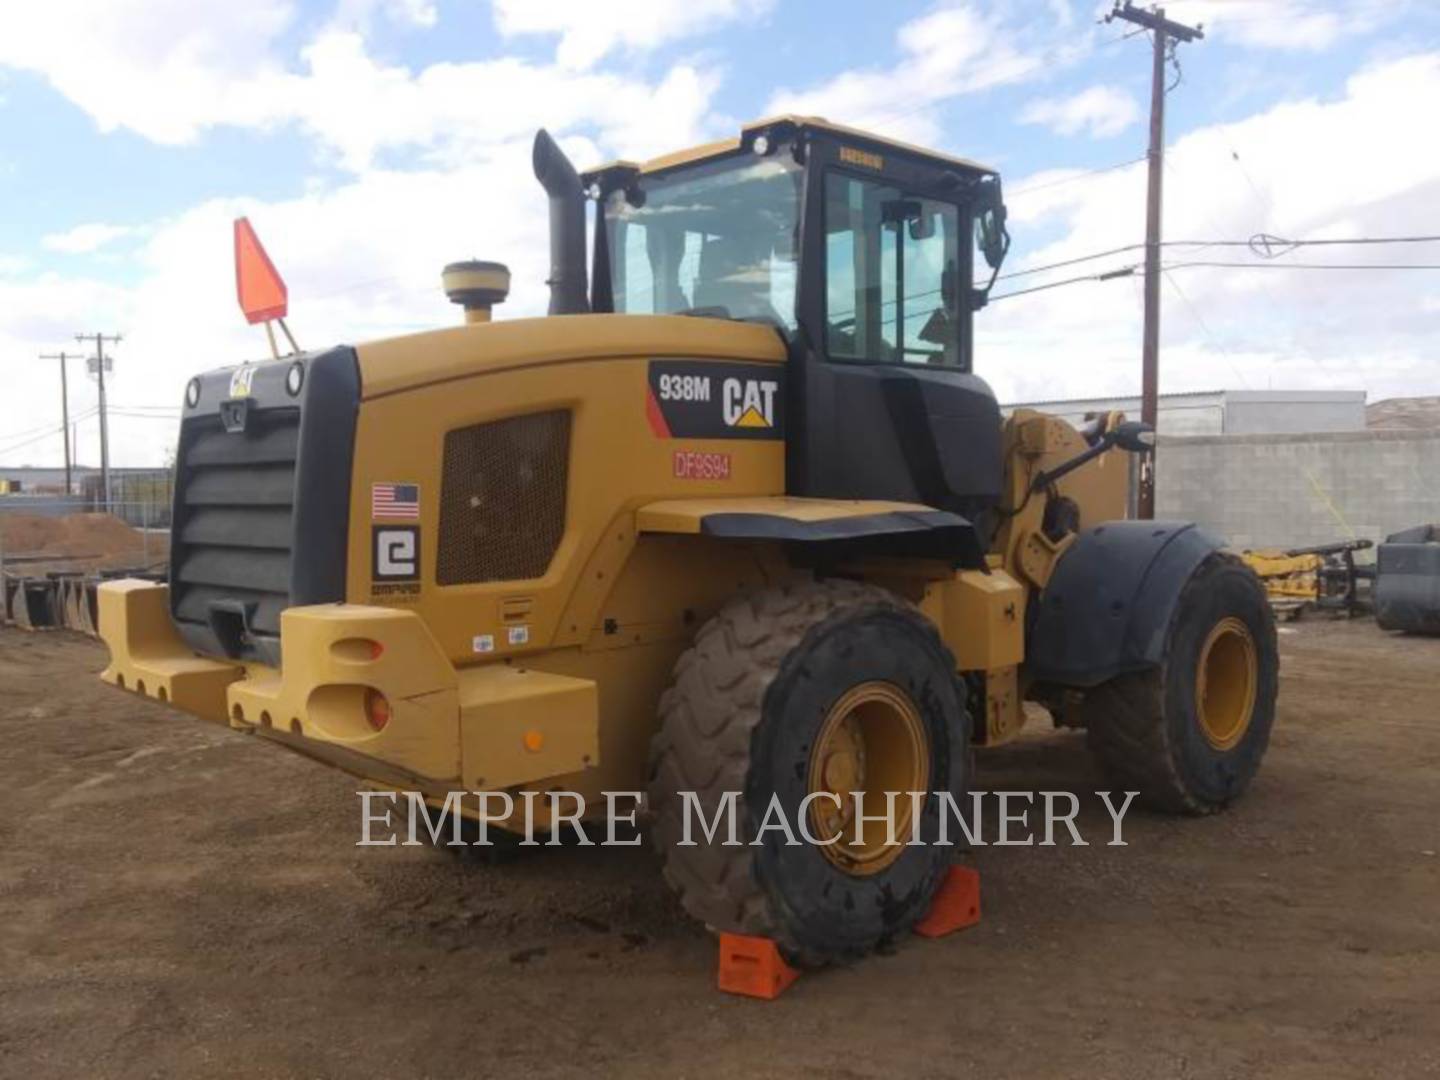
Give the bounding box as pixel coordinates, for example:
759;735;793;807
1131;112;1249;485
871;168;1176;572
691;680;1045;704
1083;552;1279;813
647;580;971;967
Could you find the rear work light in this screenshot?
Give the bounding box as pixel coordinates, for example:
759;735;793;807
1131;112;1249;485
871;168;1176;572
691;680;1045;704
364;689;391;732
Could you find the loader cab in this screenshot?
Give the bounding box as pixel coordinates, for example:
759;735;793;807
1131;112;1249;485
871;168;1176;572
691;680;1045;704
584;117;1010;524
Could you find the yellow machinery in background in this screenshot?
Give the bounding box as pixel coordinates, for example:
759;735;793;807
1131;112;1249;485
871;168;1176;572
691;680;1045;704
96;117;1279;968
1241;539;1374;620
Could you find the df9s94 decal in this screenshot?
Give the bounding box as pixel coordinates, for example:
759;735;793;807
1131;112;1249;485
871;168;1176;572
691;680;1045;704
647;360;784;440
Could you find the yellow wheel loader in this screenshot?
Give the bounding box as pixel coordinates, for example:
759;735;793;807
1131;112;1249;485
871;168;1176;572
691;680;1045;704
98;117;1278;966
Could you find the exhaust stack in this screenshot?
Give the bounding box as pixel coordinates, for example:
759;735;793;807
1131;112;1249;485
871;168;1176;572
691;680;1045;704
532;129;590;315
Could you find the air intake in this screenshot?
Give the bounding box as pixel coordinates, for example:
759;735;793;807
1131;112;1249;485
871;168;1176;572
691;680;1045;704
436;410;571;584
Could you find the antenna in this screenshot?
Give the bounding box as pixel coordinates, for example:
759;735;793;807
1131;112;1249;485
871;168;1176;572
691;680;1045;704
234;217;300;359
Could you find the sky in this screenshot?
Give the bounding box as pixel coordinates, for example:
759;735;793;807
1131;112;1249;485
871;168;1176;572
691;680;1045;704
2;0;1438;467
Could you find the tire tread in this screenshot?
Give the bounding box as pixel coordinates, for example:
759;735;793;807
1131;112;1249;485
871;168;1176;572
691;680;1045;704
647;578;925;966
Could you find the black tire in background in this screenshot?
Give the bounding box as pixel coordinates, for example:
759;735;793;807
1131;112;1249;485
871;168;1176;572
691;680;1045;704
647;580;971;968
1083;552;1279;814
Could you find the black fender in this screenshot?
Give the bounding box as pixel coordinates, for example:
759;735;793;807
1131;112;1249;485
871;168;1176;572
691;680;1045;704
700;509;987;569
1025;521;1226;687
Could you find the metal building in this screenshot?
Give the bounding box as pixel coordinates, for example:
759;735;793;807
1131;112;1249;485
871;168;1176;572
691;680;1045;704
1003;389;1367;437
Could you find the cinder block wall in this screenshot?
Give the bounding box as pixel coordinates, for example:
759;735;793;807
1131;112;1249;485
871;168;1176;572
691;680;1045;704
1154;430;1440;550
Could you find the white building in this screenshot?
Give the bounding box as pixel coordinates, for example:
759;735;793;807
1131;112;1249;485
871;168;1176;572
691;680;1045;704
1003;389;1367;437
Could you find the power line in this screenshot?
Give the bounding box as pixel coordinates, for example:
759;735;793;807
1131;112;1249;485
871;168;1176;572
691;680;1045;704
1008;157;1147;197
0;408;100;459
991;233;1440;285
1167;260;1440;271
990;265;1139;302
989;255;1440;303
108;410;182;421
1161;268;1252;388
1247;233;1440;256
1161;151;1304;367
0;428;68;458
0;408;96;445
996;242;1148;283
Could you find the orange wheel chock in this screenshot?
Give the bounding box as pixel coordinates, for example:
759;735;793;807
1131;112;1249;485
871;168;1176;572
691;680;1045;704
717;932;800;1000
912;865;982;938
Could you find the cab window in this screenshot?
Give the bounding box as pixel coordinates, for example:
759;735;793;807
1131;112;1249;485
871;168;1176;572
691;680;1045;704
824;172;962;367
607;155;802;329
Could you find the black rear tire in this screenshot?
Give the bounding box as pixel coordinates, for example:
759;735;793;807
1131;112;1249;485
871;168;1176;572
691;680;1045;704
647;580;971;967
1084;552;1279;814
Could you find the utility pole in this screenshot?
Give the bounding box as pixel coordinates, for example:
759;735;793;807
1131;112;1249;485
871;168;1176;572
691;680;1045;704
76;332;122;512
39;351;83;495
1106;2;1202;519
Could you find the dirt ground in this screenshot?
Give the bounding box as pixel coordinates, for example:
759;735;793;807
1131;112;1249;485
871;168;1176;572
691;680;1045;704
0;618;1436;1079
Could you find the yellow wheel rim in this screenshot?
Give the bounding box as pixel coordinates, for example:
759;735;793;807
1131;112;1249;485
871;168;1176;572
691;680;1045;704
1195;617;1258;751
807;681;929;877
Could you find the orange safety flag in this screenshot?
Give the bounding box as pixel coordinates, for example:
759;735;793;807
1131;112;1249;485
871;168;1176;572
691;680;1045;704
234;217;288;324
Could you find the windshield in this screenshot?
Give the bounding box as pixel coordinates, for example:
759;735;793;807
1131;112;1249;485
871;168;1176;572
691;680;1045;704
605;154;802;329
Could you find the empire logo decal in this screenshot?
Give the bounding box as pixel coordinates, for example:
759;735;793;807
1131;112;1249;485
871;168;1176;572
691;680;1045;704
646;360;784;440
373;526;420;582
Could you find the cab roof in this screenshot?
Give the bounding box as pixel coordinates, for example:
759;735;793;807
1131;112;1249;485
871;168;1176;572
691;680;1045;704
581;115;996;185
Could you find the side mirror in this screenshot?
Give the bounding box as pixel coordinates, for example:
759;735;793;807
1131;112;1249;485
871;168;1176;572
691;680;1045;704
976;207;1007;269
973;177;1010;271
1111;420;1156;453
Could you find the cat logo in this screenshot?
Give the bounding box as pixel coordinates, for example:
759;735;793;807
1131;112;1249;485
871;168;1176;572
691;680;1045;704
722;377;779;430
228;365;256;398
646;359;784;441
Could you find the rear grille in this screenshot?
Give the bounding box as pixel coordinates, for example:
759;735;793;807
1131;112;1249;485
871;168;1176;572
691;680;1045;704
437;410;571;584
166;347;358;665
171;408;300;639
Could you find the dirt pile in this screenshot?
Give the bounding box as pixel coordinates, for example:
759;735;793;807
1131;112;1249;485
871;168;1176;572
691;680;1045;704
0;512;167;572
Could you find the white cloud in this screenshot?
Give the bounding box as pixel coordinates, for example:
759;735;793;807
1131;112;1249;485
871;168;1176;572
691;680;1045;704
492;0;772;70
331;0;438;31
982;52;1440;406
765;5;1046;147
1165;0;1393;52
270;32;720;171
1019;85;1139;138
1;138;563;467
0;0;297;145
42;223;138;255
0;0;746;456
0;2;748;466
0;3;731;171
766;2;1059;148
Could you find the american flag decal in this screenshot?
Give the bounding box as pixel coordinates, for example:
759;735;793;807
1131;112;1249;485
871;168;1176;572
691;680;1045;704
371;482;420;520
